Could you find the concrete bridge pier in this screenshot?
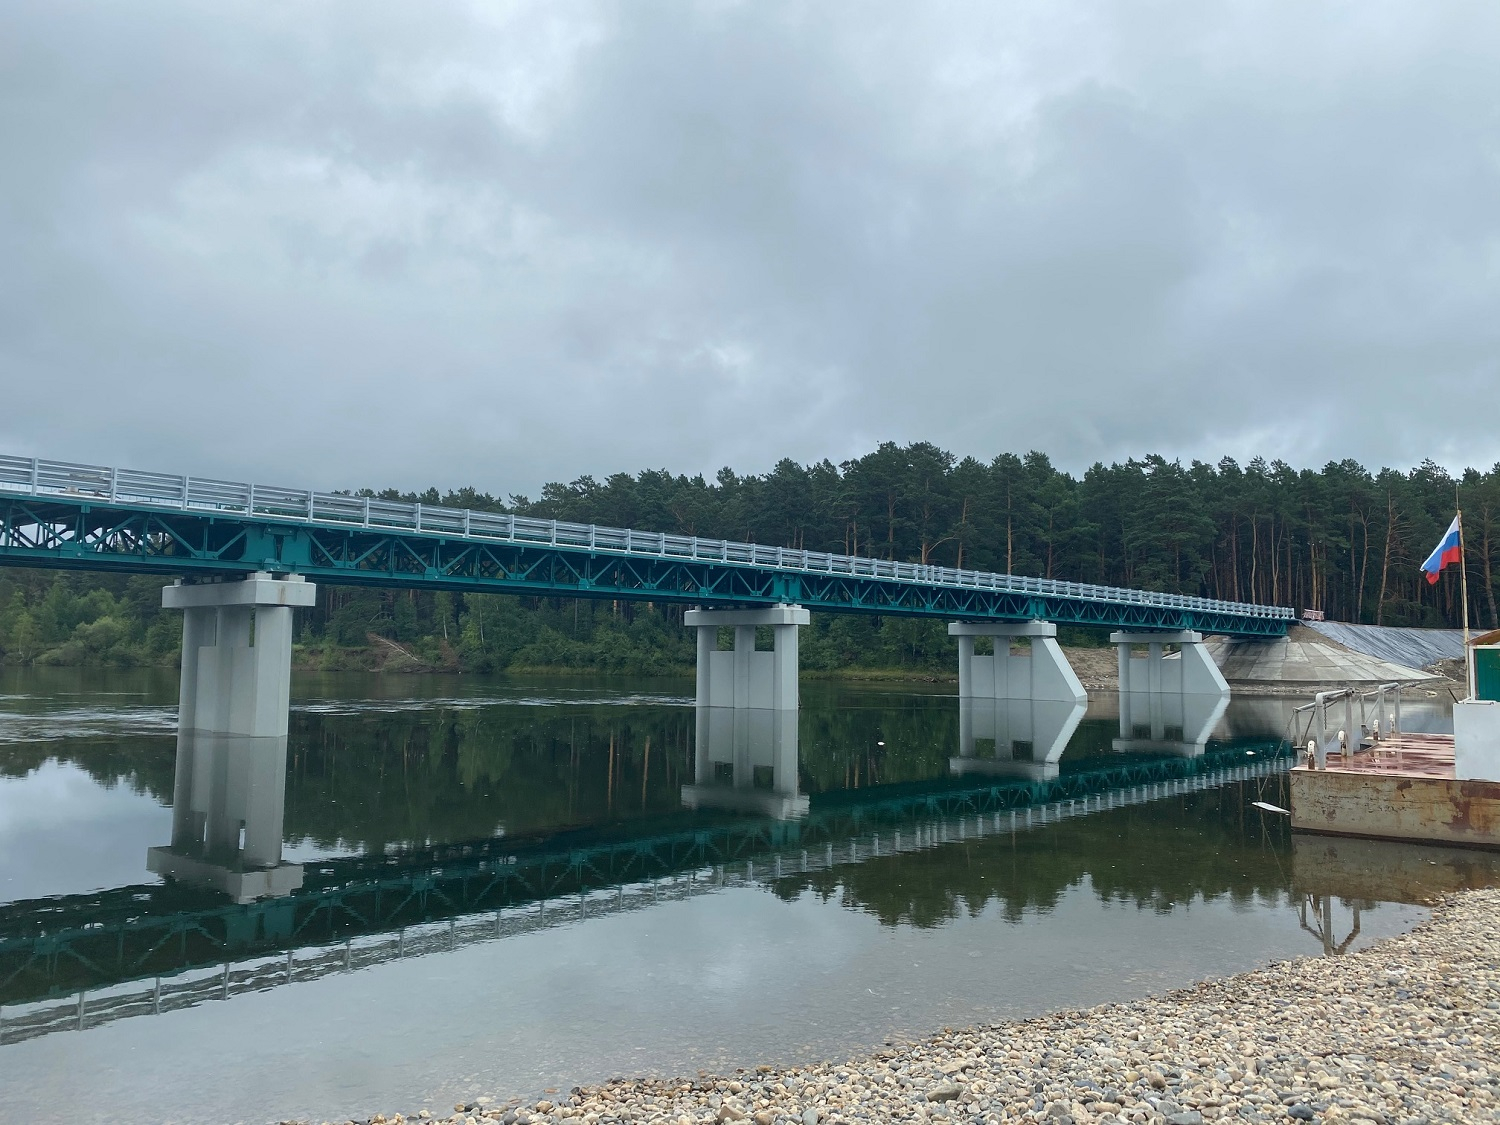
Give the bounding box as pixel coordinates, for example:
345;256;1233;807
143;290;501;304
1111;630;1230;697
948;620;1087;704
164;572;318;738
685;604;809;710
150;572;316;901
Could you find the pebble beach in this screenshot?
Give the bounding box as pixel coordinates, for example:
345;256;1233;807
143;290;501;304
313;888;1499;1125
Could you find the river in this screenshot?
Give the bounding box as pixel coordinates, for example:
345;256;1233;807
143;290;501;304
0;668;1474;1124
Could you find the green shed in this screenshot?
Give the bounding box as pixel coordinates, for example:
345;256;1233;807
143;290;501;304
1479;645;1500;702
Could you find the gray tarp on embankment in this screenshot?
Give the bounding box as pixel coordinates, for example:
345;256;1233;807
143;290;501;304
1303;621;1466;670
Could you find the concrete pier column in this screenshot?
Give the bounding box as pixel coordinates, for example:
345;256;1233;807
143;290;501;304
164;573;317;738
946;620;1086;704
1110;630;1229;697
684;604;809;710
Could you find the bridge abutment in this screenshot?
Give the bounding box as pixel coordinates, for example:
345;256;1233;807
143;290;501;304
685;603;809;710
948;620;1087;704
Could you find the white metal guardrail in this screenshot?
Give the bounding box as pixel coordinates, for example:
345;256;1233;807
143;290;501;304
0;454;1295;621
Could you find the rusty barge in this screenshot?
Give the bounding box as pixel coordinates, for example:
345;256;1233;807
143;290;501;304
1288;684;1500;849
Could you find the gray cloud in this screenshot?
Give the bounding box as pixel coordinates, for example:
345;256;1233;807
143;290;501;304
2;0;1497;496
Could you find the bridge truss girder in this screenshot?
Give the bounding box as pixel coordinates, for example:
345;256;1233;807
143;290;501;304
0;499;1289;637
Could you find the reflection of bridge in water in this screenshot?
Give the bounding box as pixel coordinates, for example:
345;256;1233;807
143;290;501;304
0;722;1288;1046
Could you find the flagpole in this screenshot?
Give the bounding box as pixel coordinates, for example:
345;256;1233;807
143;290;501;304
1458;486;1474;700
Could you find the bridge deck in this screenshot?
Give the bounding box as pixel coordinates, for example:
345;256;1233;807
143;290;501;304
0;456;1294;636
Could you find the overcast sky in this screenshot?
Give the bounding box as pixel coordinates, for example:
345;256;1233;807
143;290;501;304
2;1;1498;497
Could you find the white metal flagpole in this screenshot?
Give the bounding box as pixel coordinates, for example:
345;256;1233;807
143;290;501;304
1458;491;1474;699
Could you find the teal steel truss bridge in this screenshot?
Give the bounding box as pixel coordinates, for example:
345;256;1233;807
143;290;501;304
0;456;1294;636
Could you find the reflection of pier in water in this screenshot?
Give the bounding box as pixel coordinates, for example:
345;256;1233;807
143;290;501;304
950;697;1086;782
1114;691;1232;757
0;741;1288;1046
681;707;806;819
147;732;303;903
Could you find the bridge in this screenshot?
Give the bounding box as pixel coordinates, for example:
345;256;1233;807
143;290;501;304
0;454;1299;1049
0;455;1291;635
0;454;1291;730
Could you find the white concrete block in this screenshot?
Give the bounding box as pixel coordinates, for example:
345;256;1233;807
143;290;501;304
1455;699;1500;781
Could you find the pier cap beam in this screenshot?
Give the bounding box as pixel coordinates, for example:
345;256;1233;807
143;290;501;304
1109;630;1204;645
685;604;809;627
949;620;1056;638
164;572;317;609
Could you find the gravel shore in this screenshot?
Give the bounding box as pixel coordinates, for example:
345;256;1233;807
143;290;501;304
328;888;1499;1125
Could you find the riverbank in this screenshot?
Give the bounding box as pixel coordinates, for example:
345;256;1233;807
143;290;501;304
340;888;1497;1125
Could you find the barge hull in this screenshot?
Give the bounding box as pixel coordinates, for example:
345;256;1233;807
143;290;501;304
1290;766;1500;849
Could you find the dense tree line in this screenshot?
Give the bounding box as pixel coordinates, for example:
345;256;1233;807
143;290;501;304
1;444;1496;669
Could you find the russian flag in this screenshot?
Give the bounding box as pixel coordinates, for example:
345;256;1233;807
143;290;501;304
1421;515;1462;585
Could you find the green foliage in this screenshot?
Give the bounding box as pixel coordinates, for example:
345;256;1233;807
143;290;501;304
0;572;178;667
4;443;1499;669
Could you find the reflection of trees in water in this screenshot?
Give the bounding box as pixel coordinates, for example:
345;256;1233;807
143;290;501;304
1298;894;1367;955
769;783;1292;928
282;707;700;851
0;737;174;802
796;710;1120;794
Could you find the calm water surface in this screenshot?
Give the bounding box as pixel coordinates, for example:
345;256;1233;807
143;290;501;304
0;668;1487;1125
